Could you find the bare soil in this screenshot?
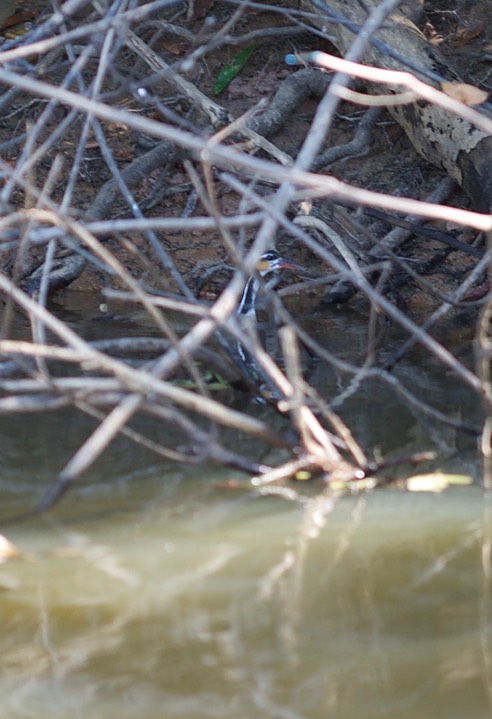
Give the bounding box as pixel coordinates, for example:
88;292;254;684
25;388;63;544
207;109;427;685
1;1;491;315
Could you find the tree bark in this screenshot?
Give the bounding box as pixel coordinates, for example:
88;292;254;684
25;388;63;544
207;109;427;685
300;0;492;211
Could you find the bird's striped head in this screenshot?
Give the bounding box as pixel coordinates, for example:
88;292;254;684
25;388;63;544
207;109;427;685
255;250;302;278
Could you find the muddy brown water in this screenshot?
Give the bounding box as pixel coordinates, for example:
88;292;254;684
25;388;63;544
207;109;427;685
0;302;490;719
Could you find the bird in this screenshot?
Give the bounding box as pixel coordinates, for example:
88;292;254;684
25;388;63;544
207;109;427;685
230;250;302;400
237;250;301;319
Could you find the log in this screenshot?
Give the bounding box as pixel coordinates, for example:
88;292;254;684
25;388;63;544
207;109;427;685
299;0;492;211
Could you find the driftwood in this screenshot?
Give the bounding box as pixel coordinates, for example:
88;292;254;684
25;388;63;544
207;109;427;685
300;0;492;211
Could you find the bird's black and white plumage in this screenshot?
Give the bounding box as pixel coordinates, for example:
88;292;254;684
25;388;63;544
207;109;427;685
232;250;301;400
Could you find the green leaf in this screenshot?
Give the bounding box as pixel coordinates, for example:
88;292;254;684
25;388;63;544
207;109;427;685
170;369;230;392
213;45;256;95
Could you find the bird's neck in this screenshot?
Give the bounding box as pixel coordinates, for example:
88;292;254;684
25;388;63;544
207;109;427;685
237;276;260;318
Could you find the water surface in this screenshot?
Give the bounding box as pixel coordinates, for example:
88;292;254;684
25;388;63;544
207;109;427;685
1;472;490;719
0;302;490;719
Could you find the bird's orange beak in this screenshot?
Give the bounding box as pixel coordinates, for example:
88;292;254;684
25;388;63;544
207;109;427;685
256;256;303;273
276;257;303;271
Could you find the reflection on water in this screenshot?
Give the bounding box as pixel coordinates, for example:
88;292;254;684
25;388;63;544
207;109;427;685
0;303;490;718
0;475;490;719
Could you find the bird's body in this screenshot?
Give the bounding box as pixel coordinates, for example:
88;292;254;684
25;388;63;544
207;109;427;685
231;250;301;400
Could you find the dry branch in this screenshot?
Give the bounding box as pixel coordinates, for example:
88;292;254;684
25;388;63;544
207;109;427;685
0;0;488;509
